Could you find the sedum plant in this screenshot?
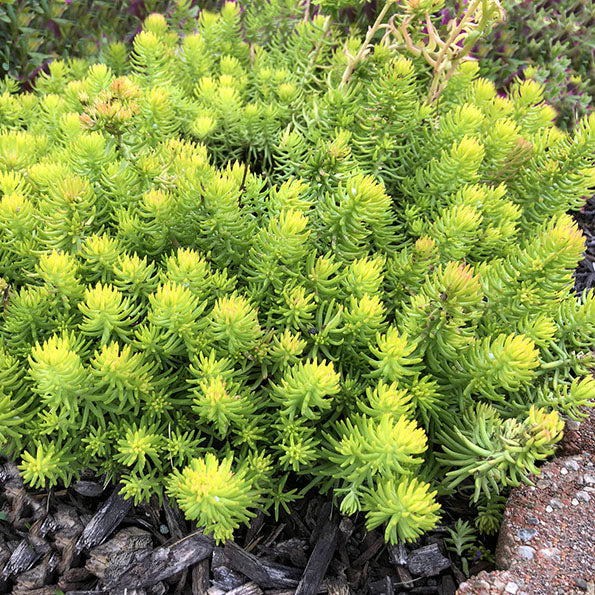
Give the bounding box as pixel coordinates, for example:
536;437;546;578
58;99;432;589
0;1;594;545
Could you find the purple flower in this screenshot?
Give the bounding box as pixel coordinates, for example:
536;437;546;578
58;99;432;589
440;9;452;26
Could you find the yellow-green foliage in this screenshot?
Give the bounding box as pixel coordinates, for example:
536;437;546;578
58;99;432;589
0;3;594;545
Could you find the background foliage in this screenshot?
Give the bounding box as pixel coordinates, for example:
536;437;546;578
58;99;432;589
0;0;212;86
470;0;594;130
2;0;593;130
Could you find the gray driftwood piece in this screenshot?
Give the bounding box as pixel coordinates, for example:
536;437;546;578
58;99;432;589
224;541;302;589
75;484;132;555
192;558;210;594
13;551;59;593
406;543;451;577
1;516;55;580
295;516;339;595
227;582;264;595
1;535;47;580
85;526;153;583
107;532;214;590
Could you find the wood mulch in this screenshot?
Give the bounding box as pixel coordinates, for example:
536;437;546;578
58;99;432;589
0;460;489;594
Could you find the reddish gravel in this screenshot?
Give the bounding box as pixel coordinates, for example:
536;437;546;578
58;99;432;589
458;408;595;595
495;453;594;594
559;408;595;456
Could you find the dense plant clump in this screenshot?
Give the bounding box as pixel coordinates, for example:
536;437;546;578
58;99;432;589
0;1;594;545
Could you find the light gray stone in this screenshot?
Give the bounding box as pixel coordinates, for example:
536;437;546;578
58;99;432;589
562;459;580;471
517;528;537;542
517;546;535;560
537;547;560;561
550;498;564;509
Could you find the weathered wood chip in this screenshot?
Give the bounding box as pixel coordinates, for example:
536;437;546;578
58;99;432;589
107;531;213;590
191;558;210;595
395;564;414;589
351;533;384;568
72;481;105;498
163;500;187;541
85;526;153;582
388;543;408;567
1;536;45;579
224;541;302;589
407;544;451;578
440;574;457;595
211;545;245;590
295;516;338;595
0;462;22;484
13;551;59;592
75;484;132;555
1;516;55;579
59;566;94;584
325;576;351;595
274;538;309;568
226;581;264;595
369;575;393;595
212;563;246;591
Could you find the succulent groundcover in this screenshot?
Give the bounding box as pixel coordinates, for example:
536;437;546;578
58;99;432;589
0;0;593;555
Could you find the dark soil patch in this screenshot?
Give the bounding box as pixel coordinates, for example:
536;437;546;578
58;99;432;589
574;194;595;294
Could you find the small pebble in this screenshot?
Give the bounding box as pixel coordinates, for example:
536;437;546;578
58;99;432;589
576;490;591;502
517;528;537;542
563;459;580;471
505;582;519;594
575;578;588;590
565;419;581;431
536;479;551;489
560;467;568;475
550;498;564;509
583;473;595;485
517;546;535;560
538;547;560;560
527;516;539;526
545;505;553;513
571;498;579;506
